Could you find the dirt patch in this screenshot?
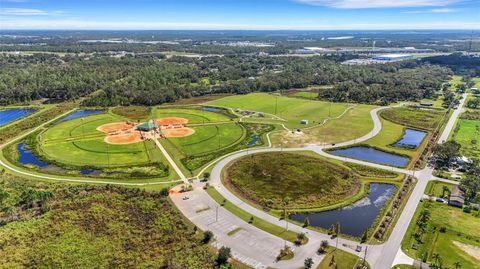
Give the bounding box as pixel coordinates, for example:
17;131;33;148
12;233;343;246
97;122;135;133
157;117;189;126
453;241;480;261
105;133;143;145
162;127;195;138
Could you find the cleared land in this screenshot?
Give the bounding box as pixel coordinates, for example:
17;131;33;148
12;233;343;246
451;119;480;159
151;107;233;124
224;152;360;210
206;92;349;129
271;104;375;147
402;182;480;269
111;106;151;120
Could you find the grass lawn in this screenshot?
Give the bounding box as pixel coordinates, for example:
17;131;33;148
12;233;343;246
416;96;444;109
380;107;444;131
166;123;245;156
449;75;464;91
205;187;300;243
402;197;480;268
424;181;455;198
271;104;376;147
292;91;318;99
362;118;419;162
206;93;349;129
472;77;480;89
317;247;369;269
450;119;480;159
224;152;360;210
151;107;233;124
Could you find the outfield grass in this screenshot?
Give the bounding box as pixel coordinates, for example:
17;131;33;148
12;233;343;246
450;119;480;159
271;104;375;147
151;107;233;124
224;152;360;210
205;187;300;243
206;93;349;129
166;123;244;156
402;185;480;269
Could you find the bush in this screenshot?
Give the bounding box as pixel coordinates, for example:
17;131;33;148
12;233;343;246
203;230;214;244
216;246;231;265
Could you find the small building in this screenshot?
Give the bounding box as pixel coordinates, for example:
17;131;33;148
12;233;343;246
372;54;413;61
137;120;157;131
449;185;465;208
300;119;309;125
420;102;433;107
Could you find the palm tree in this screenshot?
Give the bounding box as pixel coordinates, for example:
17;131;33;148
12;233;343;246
453;261;461;269
334;222;340;250
432;253;441;268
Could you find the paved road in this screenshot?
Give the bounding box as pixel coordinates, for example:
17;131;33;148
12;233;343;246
153;137;186;181
0;94;467;268
172;94;468;269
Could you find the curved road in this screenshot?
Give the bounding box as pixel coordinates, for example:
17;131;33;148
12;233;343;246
0;94;467;268
173;94;467;269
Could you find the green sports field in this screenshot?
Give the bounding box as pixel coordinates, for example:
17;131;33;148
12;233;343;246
38;113;161;167
206;93;349;129
151;107;234;124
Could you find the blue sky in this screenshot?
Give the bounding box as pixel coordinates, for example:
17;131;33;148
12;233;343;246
0;0;479;30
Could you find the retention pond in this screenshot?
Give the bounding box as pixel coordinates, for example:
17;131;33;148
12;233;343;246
290;183;397;237
330;146;409;167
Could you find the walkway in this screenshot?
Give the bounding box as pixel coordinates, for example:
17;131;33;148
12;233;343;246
172;94;468;269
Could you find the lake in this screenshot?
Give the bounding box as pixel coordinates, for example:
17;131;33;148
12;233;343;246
17;143;101;175
17;143;49;167
330;146;409;167
60;110;103;122
289;183;397;237
394;129;427;149
0;108;37;126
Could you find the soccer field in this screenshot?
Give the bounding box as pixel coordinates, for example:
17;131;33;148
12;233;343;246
206;93;349;129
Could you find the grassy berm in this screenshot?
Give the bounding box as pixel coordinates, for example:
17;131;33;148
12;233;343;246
225;153;360;210
0;174;217;269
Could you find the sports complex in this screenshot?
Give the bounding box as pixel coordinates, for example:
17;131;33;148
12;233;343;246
0;89;476;269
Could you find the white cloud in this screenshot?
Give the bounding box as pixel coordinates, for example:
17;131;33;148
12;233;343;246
0;8;66;16
1;18;479;30
402;8;460;13
295;0;463;8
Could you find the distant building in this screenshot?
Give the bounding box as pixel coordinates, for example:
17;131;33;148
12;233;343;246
372;54;413;61
420;102;433;107
449;186;465;208
300;119;309;125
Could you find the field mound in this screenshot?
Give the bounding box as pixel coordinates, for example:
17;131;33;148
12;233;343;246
157;117;189;126
225;152;360;210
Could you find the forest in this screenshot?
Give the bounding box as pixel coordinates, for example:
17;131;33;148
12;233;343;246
0;53;453;106
0;174;220;268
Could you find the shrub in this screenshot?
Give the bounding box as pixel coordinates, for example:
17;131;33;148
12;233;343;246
216;246;231;265
203;230;214;244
